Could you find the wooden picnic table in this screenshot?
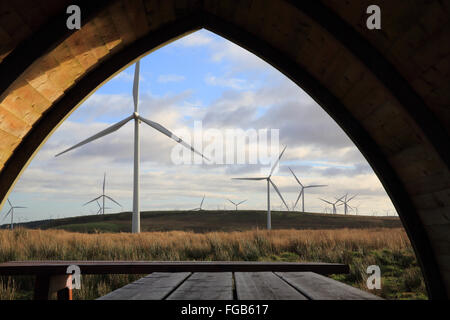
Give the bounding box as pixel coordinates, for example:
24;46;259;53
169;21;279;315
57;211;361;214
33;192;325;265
98;271;381;300
0;261;380;300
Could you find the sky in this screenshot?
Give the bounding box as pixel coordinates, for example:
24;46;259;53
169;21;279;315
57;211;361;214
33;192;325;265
1;29;398;225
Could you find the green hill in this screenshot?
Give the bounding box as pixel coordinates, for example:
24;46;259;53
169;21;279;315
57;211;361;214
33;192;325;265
7;210;402;233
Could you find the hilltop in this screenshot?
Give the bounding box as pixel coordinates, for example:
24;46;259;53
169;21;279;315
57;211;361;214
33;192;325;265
5;210;402;233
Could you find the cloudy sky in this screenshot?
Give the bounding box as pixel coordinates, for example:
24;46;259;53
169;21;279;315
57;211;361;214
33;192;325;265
1;30;397;224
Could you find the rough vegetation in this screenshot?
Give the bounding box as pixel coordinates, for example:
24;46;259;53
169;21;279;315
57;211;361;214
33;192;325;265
0;227;426;300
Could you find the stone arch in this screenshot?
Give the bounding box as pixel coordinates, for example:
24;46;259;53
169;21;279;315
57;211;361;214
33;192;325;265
0;0;448;298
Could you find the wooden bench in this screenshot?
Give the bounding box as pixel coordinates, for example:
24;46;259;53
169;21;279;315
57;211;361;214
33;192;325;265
0;261;380;300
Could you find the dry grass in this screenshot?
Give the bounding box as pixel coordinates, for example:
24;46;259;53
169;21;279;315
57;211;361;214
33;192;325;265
0;227;426;300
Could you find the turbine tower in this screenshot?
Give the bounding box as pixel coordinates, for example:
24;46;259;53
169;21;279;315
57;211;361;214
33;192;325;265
232;145;289;230
56;60;206;233
336;194;357;215
289;167;327;212
227;199;247;211
1;199;26;230
83;173;121;215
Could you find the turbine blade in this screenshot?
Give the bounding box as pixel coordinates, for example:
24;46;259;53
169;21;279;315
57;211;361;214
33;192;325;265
347;194;358;202
83;196;102;206
105;195;122;207
232;177;266;180
96;201;101;209
305;185;328;188
1;209;12;223
228;199;236;205
293;189;303;209
103;173;106;194
269;179;289;211
7;199;12;207
55;115;133;157
133;60;140;112
13;206;27;209
237;200;247;205
319;198;333;205
138;115;209;160
269;145;287;177
288;167;303;187
335;195;346;203
200;195;205;208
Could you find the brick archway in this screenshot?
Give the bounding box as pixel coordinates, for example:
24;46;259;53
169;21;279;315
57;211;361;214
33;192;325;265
0;1;448;298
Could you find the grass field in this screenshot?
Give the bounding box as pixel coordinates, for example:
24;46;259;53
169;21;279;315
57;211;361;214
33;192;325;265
11;210;402;233
0;226;426;300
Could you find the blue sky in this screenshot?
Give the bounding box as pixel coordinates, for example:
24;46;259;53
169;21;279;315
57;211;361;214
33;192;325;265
1;30;398;225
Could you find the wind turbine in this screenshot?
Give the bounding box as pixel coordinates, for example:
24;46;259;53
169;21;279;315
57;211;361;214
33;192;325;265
55;60;206;233
289;167;327;212
227;199;247;211
191;195;205;211
1;199;26;230
83;173;121;215
336;194;357;215
232;145;289;230
318;196;344;214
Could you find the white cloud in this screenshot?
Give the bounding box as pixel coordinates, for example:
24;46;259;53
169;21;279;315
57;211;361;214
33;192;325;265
176;32;214;47
205;74;247;90
157;74;186;83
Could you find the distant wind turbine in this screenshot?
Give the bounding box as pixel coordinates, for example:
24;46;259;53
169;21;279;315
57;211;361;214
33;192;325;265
191;195;206;211
232;145;289;230
83;173;121;215
55;60;207;233
318;196;345;214
289;167;327;212
227;199;247;211
1;199;26;230
336;194;357;215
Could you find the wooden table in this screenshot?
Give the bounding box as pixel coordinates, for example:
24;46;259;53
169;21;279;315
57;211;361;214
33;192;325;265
0;261;380;300
98;271;382;300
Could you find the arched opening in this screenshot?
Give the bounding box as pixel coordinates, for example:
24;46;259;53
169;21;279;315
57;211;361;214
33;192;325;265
0;1;448;299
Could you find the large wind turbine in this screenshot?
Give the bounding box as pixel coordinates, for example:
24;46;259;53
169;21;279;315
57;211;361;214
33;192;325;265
1;199;26;230
336;194;357;215
56;60;206;233
83;173;121;215
228;199;247;211
232;145;289;230
289;167;327;213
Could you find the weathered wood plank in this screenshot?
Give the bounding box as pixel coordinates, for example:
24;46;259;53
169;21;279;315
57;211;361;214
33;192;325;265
235;272;308;300
0;261;349;275
166;272;233;300
98;272;190;300
276;272;382;300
